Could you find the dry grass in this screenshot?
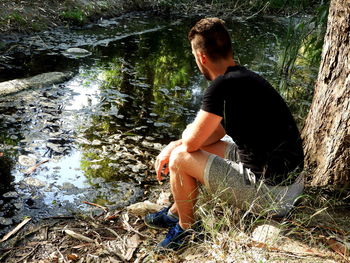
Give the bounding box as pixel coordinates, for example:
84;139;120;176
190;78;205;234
0;183;349;262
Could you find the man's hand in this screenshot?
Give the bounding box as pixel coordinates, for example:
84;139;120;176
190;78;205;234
155;140;182;182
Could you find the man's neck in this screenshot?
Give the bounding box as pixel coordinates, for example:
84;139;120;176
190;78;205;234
209;58;236;80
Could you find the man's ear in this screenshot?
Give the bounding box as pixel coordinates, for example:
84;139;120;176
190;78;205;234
198;51;207;64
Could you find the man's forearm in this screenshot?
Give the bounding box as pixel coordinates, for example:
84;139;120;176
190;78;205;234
201;125;225;146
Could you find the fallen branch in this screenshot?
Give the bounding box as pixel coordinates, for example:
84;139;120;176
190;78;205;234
0;217;31;243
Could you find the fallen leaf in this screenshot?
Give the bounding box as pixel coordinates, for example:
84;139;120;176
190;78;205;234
124;234;141;261
67;253;79;261
325;238;349;258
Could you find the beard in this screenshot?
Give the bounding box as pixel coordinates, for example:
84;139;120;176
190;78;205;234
200;65;212;81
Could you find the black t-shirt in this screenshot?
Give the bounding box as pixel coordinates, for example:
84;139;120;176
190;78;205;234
201;65;304;185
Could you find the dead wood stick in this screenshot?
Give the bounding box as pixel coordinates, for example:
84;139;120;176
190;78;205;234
0;217;31;243
83;201;108;212
64;229;95;243
24;159;49;175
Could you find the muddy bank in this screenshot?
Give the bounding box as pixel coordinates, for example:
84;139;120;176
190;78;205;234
0;0;180;34
0;0;323;34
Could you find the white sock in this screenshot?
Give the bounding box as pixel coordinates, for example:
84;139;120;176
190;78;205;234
167;209;179;220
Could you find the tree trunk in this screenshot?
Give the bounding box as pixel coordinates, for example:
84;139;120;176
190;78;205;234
302;0;350;186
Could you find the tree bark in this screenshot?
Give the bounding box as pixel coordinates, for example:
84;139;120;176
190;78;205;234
302;0;350;186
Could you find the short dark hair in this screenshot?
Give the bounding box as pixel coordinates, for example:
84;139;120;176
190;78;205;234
188;17;233;61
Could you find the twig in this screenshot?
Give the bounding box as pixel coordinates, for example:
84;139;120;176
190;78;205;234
106;227;120;238
83;201;108;212
122;220;148;238
42;216;75;220
0;250;12;262
16;244;40;262
0;217;31;243
24;159;49;175
64;229;95;243
57;247;68;263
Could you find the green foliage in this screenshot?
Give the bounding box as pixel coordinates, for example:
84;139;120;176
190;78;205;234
0;11;27;28
303;3;329;65
60;9;87;25
274;1;330;126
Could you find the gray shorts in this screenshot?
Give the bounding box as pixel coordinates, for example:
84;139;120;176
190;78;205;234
203;142;304;217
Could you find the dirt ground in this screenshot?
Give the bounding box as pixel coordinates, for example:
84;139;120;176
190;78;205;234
1;183;350;262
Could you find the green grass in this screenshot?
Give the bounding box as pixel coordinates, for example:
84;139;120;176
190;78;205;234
60;9;87;25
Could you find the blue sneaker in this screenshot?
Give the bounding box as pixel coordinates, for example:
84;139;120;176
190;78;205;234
157;223;192;251
144;206;178;229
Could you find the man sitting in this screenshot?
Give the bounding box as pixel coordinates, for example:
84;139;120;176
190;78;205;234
145;17;304;250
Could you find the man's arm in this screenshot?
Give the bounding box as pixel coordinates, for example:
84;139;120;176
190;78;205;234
182;110;223;152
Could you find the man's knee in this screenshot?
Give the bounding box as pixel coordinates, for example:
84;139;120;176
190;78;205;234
169;145;189;172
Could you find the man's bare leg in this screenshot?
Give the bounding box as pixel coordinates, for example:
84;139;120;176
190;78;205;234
168;140;229;229
168;140;229;217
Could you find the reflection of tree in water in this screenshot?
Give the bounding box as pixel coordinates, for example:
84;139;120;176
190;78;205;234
79;27;201;182
0;154;14;196
78;18;320;183
0;153;16;225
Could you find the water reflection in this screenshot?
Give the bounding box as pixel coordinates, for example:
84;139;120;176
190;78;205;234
0;14;318;233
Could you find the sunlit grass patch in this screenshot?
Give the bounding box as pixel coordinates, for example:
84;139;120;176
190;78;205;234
142;183;348;262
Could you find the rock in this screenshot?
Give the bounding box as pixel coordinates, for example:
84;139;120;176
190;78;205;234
14;202;23;210
63;48;91;58
61;182;77;191
252;223;282;244
154;122;171;128
0;72;72;96
0;217;13;226
23;177;47;188
3;191;19;198
90;178;105;185
126;201;163;216
156;191;171;206
128;163;147;173
18;155;37;167
91;139;102;145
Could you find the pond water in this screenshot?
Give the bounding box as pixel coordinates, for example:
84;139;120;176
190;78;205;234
0;13;318;234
